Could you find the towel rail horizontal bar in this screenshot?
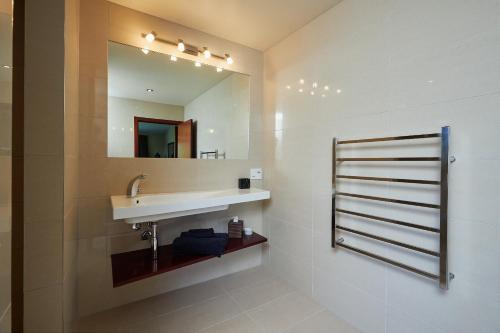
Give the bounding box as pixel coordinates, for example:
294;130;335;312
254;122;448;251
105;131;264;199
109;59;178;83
336;209;440;233
336;240;439;280
336;175;440;185
336;225;439;257
337;157;440;162
336;192;440;209
337;133;441;145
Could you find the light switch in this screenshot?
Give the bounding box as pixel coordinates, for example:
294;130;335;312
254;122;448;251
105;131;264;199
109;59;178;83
250;168;263;180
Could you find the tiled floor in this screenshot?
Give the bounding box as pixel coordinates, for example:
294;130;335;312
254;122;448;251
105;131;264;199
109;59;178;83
74;266;359;333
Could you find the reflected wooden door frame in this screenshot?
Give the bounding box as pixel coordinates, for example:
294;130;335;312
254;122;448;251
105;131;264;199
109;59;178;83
133;116;182;158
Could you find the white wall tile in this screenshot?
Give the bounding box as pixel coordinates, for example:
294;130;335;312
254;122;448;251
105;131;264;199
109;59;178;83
264;1;500;332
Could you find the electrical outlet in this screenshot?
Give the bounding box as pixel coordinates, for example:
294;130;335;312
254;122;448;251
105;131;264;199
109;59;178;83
250;168;263;180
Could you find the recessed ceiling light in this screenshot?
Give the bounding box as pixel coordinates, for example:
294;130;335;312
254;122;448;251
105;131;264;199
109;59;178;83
146;88;154;93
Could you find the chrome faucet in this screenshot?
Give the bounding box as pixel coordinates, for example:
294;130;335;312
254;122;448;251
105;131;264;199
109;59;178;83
127;174;147;198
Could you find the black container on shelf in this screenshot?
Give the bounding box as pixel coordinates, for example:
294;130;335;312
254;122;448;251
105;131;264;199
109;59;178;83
238;178;250;189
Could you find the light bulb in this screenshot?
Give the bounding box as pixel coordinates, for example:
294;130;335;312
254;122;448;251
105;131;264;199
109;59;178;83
145;32;155;43
195;61;202;67
203;47;211;59
336;89;342;94
312;82;318;88
298;88;303;93
216;67;223;72
141;48;150;55
310;91;315;95
286;85;291;89
225;54;233;65
299;79;304;84
170;55;177;62
178;39;185;52
324;85;330;91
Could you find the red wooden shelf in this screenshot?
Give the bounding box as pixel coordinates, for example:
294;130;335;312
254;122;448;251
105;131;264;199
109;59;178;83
111;233;268;287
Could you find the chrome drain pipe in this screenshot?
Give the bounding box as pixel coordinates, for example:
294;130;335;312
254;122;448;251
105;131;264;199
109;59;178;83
151;222;158;261
137;222;159;260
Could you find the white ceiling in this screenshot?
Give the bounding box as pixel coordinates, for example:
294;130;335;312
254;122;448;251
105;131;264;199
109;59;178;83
108;0;343;51
108;41;240;106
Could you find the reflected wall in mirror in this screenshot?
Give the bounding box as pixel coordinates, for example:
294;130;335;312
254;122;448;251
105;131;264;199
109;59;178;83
107;41;250;159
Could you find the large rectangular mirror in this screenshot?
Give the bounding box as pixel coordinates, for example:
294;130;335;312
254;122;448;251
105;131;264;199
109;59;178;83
107;41;250;159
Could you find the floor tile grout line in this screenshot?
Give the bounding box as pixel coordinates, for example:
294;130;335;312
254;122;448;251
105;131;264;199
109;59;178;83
281;308;327;333
154;293;225;320
194;311;246;333
188;284;249;333
220;283;266;332
243;290;297;315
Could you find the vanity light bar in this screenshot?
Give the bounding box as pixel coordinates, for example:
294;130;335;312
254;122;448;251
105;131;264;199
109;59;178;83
141;32;234;65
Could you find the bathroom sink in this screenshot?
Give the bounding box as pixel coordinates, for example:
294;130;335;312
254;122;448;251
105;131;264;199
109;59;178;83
111;188;271;224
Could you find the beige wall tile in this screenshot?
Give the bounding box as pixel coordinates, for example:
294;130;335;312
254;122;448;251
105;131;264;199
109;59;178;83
76;0;265;317
24;285;63;333
24;155;64;222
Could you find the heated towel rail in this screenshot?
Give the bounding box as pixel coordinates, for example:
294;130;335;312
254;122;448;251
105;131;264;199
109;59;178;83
332;127;454;289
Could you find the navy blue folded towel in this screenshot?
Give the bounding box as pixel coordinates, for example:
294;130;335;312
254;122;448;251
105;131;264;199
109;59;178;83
173;229;229;257
180;228;215;238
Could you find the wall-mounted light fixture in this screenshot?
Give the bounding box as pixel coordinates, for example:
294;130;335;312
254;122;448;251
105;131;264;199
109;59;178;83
145;32;156;43
177;39;185;52
202;47;211;59
141;31;234;66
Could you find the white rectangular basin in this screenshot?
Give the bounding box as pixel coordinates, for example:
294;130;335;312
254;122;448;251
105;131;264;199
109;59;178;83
111;188;271;224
